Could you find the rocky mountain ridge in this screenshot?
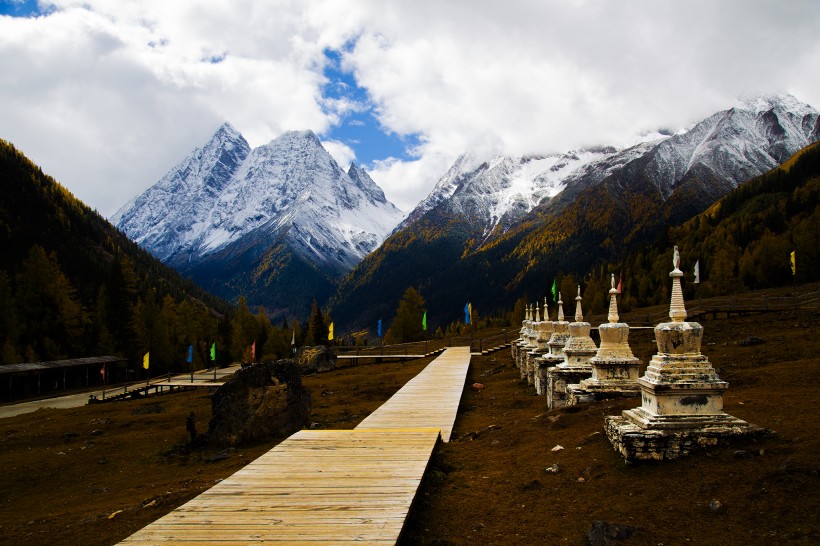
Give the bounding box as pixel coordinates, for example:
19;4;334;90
329;94;819;330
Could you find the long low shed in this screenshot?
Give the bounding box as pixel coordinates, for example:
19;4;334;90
0;356;127;401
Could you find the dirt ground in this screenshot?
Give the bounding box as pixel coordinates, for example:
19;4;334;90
0;307;818;545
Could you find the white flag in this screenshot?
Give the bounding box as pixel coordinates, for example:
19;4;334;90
694;260;700;284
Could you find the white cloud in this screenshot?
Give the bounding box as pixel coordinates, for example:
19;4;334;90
1;0;819;217
321;139;356;171
367;151;453;213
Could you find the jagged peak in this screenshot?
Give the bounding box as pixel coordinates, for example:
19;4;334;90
269;129;321;146
214;121;242;138
207;122;249;149
736;93;816;116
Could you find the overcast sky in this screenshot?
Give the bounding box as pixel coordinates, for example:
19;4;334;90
2;0;819;216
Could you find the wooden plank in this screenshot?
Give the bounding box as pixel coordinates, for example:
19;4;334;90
121;347;471;545
121;428;439;545
355;347;471;442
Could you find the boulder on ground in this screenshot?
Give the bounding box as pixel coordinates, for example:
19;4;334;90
297;346;337;374
208;359;311;446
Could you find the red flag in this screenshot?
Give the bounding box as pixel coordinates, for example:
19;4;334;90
616;272;623;294
100;365;105;379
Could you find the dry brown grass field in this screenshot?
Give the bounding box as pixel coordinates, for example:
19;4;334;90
0;289;818;545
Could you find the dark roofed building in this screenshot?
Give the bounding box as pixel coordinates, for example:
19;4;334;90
0;356;128;401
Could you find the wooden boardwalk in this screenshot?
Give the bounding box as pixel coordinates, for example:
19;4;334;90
121;347;471;544
356;346;471;442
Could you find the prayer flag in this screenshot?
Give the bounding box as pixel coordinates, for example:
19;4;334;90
143;352;149;370
464;303;472;325
551;278;558;301
617;272;623;294
694;260;700;284
186;345;193;363
100;365;105;379
328;322;334;341
377;319;382;337
790;250;796;276
422;311;427;331
251;341;256;360
291;329;296;346
210;343;216;361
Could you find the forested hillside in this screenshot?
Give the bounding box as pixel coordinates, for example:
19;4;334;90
581;141;820;313
331;141;820;336
0;141;296;370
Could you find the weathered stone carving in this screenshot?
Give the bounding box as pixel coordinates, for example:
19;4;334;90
525;299;553;386
605;248;762;462
546;286;597;408
568;274;641;404
535;294;569;395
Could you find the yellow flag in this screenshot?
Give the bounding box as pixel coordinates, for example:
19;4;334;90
143;352;150;369
790;250;796;276
328;322;334;341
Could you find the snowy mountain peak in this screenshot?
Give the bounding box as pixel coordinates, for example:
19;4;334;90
737;93;813;117
114;125;404;276
399;95;818;243
348;163;392;206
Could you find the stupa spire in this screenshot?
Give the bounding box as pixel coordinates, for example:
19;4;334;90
608;273;620;323
574;285;583;322
557;293;565;321
669;245;687;322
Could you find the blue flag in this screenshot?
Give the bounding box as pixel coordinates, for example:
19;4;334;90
464;303;471;325
186;345;193;363
377;318;382;337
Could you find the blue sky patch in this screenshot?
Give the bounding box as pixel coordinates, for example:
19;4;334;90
0;0;52;17
321;47;422;167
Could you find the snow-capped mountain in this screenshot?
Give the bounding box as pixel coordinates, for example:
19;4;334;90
114;125;403;274
329;94;819;330
400;94;818;244
113;125;404;317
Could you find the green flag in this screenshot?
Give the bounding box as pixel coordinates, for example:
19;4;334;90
210;342;216;361
422;310;427;331
551;278;558;301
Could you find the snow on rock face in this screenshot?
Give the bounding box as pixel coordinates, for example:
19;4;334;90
113;126;404;274
408;146;643;239
642;94;818;199
403;94;817;240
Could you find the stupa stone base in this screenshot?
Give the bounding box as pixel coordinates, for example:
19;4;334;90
605;414;765;463
511;339;521;361
566;381;640;405
567;356;641;405
517;343;535;375
535;354;563;395
546;366;593;409
525;348;549;385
